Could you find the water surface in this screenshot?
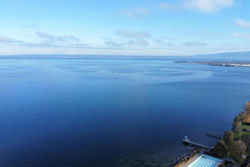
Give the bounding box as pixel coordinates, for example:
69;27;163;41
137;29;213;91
0;57;250;167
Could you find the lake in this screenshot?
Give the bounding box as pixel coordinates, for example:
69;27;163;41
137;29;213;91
0;56;250;167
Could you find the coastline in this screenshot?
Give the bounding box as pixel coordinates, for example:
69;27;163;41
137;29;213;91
172;102;250;167
118;102;250;167
175;61;250;68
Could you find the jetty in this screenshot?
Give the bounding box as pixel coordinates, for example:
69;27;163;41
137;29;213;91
206;134;222;140
182;136;212;150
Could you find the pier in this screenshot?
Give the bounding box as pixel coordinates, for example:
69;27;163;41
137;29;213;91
182;136;212;150
206;134;222;140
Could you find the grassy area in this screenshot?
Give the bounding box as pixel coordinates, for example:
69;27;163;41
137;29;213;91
213;102;250;165
234;124;250;139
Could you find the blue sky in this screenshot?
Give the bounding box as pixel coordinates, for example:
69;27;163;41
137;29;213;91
0;0;250;56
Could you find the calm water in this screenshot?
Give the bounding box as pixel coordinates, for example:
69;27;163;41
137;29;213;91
0;57;250;167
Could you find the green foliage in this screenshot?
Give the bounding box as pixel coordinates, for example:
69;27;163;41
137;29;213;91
214;140;228;158
233;123;250;140
245;102;250;112
233;123;241;134
234;115;241;123
214;102;250;165
224;131;234;146
242;135;250;154
231;140;246;164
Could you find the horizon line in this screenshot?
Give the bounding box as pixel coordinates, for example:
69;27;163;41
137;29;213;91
0;50;250;58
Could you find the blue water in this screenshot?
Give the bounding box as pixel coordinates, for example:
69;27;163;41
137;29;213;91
189;155;222;167
0;57;250;167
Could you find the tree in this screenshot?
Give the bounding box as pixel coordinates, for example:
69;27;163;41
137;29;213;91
231;140;246;164
234;115;241;123
233;115;241;130
213;140;227;157
241;112;248;122
233;122;241;134
223;131;234;146
245;102;250;112
242;135;250;153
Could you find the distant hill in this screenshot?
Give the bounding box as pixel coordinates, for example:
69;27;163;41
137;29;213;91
197;51;250;57
0;51;250;60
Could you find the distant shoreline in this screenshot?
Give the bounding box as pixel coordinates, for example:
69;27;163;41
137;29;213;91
175;61;250;67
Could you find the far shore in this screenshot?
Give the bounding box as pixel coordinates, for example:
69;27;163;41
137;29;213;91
175;61;250;68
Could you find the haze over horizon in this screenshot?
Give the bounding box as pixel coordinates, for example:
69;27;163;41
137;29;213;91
1;0;250;56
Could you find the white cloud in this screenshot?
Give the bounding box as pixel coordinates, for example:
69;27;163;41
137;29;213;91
232;32;241;38
31;31;85;48
0;32;87;48
0;35;14;43
153;37;176;47
105;39;149;48
105;40;124;48
184;41;207;46
128;39;149;46
234;18;250;28
160;2;182;11
0;35;23;43
161;0;234;13
36;31;80;43
115;29;151;39
104;29;152;48
185;0;234;13
232;32;250;39
122;7;150;17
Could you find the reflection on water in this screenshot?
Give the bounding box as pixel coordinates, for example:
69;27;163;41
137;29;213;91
0;57;250;167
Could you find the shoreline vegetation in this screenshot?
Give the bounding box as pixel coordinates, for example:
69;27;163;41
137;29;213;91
212;102;250;167
118;102;250;167
175;61;250;68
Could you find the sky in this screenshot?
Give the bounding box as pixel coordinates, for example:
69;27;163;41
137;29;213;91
0;0;250;56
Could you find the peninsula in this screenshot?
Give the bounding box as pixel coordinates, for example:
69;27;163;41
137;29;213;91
175;61;250;68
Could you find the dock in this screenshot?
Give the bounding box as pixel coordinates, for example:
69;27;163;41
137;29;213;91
206;134;222;140
182;136;212;150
